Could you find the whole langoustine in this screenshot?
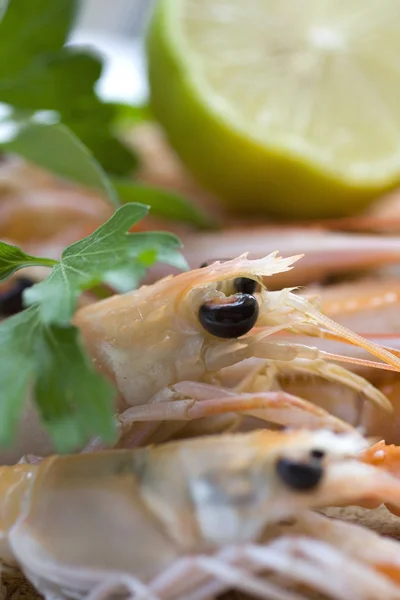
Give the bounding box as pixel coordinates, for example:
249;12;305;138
5;429;400;600
73;253;400;451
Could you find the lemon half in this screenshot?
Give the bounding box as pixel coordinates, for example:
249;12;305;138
147;1;400;219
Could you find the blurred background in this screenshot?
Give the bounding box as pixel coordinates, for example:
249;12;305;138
71;0;155;104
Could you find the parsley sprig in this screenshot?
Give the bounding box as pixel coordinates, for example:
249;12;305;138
0;0;135;175
0;0;212;454
0;204;188;453
0;0;215;229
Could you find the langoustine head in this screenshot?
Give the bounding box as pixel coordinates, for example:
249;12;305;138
139;428;374;547
74;253;400;409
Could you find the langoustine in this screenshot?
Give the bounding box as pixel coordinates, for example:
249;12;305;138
2;253;400;463
146;228;400;289
5;429;400;600
73;253;400;451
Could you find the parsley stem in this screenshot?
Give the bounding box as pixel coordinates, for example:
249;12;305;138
34;257;59;268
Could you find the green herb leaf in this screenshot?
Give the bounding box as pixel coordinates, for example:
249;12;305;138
113;179;217;229
0;241;57;280
0;0;77;78
0;0;137;176
70;118;138;177
0;307;38;444
0;50;102;112
24;203;188;324
33;323;116;453
0;306;116;452
2;121;120;208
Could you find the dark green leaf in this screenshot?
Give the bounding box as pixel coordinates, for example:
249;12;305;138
0;240;57;280
24;203;188;323
0;307;39;444
0;50;102;112
0;6;137;177
113;179;217;229
0;0;77;78
2;121;120;208
0;306;116;452
34;324;116;453
72;124;138;177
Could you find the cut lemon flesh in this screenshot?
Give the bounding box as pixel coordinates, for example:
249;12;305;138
147;1;400;218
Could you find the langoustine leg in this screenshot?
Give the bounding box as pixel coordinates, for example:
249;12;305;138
154;510;400;600
110;388;357;450
109;346;396;450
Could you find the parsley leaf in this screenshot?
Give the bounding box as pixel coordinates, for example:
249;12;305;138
0;50;101;111
0;0;77;78
2;121;120;208
0;0;136;176
0;0;216;229
0;306;116;452
0;241;57;280
0;307;37;444
113;179;218;229
24;203;188;324
33;322;116;453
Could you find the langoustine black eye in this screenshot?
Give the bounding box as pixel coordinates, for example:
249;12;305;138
276;457;324;491
310;449;325;460
234;277;257;295
198;293;259;339
0;277;34;316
